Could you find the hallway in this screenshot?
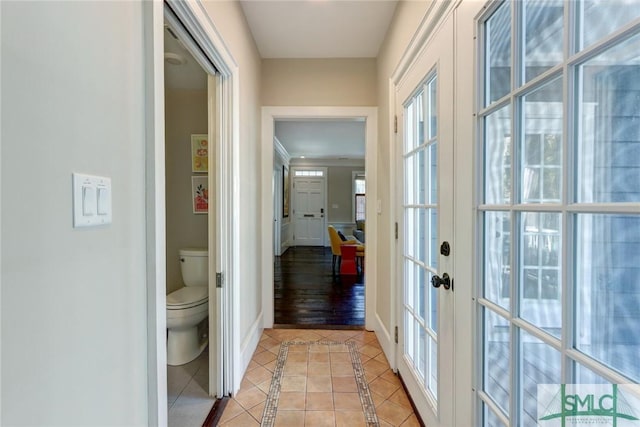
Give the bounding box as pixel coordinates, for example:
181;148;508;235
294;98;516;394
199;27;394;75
218;329;420;426
274;247;365;327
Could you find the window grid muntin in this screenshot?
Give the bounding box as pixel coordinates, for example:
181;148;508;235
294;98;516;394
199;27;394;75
293;170;324;177
402;72;439;401
478;3;640;426
519;76;564;205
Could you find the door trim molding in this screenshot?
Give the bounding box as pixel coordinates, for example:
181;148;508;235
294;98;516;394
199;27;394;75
143;3;168;424
261;106;378;330
146;0;240;423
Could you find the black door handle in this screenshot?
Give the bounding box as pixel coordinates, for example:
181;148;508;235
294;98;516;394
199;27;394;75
431;273;452;291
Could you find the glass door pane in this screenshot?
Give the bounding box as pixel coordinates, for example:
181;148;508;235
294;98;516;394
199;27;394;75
403;75;439;400
478;2;640;426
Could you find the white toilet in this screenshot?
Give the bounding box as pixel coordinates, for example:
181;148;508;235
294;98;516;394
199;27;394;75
166;248;209;366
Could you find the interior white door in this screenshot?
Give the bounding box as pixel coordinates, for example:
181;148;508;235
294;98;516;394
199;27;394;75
293;176;325;246
395;14;454;427
208;73;222;398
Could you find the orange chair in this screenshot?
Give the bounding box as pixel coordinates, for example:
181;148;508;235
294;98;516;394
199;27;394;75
327;226;365;275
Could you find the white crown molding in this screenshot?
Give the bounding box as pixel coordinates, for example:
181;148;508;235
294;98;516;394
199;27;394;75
273;136;291;165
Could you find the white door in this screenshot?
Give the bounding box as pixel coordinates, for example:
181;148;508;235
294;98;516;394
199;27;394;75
477;3;640;426
292;172;326;246
395;14;454;427
208;74;222;397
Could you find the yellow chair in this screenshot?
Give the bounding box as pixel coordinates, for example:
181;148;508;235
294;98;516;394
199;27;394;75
327;226;365;275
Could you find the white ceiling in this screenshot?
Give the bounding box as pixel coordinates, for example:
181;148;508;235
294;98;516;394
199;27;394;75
275;120;365;159
164;24;207;90
240;0;398;58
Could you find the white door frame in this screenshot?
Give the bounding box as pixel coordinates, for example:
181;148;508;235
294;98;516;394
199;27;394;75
261;107;378;330
291;166;328;247
145;0;240;424
273;165;282;257
387;1;478;426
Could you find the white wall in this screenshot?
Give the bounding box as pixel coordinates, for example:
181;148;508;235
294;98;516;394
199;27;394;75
1;2;148;425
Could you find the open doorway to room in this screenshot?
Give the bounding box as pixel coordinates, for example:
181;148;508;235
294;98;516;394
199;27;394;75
162;17;218;424
273;119;367;328
147;2;240;424
158;0;244;420
262;107;377;330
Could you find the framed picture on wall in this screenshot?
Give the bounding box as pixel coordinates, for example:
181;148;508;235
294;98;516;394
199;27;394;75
191;134;208;173
192;176;208;214
282;165;290;218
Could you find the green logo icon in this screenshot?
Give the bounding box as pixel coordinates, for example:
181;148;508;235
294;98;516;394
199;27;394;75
538;384;640;427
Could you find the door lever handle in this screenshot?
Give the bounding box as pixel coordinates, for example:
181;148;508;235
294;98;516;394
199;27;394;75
431;273;453;291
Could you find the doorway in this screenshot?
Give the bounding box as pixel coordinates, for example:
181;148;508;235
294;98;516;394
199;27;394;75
261;107;378;330
163;15;216;421
146;2;238;424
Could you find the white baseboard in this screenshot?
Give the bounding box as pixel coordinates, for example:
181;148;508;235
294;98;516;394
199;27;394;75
239;311;263;384
374;313;396;371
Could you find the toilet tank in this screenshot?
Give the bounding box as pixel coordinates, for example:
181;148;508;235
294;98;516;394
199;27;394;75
179;248;208;287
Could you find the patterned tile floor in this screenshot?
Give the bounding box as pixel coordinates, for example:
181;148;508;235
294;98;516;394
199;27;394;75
218;329;421;427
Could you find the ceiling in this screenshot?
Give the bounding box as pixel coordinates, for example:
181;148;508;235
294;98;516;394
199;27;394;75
164;24;207;90
275;119;366;159
165;2;395;158
240;0;398;58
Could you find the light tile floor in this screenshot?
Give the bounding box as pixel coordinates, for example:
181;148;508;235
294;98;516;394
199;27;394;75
167;347;215;427
219;329;421;427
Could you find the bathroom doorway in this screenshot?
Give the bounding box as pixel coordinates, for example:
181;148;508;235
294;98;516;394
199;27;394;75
160;4;232;424
147;2;238;424
163;16;216;423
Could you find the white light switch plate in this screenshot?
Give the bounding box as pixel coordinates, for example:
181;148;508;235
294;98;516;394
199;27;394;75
73;173;112;227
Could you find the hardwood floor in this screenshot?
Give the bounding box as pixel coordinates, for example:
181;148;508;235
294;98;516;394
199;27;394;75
274;246;365;328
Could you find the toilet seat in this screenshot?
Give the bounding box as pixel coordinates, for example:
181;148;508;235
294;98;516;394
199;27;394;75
167;287;208;310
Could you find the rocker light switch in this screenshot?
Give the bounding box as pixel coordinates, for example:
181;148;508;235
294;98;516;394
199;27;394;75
97;186;109;215
82;185;97;216
73;173;112;227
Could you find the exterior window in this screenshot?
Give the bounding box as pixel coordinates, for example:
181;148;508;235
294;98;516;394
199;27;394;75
294;170;323;177
354;176;366;222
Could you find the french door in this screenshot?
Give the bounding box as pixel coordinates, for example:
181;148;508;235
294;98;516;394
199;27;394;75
396;14;454;427
477;2;640;426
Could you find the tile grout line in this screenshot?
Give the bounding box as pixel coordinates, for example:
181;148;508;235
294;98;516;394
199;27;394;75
347;340;380;427
260;340;381;427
